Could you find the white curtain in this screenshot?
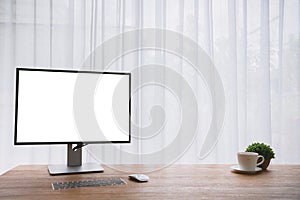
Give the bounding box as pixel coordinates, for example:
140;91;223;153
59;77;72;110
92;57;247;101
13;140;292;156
0;0;299;174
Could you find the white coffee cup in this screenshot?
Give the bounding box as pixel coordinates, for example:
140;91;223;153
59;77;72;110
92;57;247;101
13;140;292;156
237;152;265;171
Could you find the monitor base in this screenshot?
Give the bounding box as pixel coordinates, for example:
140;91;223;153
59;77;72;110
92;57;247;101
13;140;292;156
48;163;104;175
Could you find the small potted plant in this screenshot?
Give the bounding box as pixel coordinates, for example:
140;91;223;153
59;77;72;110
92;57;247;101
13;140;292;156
245;142;275;170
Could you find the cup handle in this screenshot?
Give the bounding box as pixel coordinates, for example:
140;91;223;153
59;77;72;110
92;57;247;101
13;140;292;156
256;155;265;166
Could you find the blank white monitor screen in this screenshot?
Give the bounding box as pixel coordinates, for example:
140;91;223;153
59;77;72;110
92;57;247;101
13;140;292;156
15;68;131;144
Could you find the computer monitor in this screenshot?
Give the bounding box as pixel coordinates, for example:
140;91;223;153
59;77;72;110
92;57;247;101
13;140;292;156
14;68;131;175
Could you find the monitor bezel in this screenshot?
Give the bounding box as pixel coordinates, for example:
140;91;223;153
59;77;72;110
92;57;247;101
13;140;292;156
14;67;131;145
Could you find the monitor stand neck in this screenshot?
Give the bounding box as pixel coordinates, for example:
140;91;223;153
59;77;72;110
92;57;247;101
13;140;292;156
67;143;82;166
48;144;104;175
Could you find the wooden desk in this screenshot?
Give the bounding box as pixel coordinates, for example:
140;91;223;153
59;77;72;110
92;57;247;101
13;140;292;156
0;165;299;199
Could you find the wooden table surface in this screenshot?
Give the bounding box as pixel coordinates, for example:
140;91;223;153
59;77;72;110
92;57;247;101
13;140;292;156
0;164;299;199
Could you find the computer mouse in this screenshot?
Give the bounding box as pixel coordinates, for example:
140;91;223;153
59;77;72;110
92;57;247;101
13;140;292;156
128;174;149;182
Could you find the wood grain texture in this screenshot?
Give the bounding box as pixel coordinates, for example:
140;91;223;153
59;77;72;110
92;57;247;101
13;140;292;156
0;165;299;199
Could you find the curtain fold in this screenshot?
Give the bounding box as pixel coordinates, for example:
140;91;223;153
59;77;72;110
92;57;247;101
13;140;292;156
0;0;299;174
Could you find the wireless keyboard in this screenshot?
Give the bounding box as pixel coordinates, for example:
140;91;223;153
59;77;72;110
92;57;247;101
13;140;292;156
52;178;126;190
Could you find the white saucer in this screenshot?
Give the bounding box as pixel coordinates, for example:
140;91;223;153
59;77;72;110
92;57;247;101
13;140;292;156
230;165;262;174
